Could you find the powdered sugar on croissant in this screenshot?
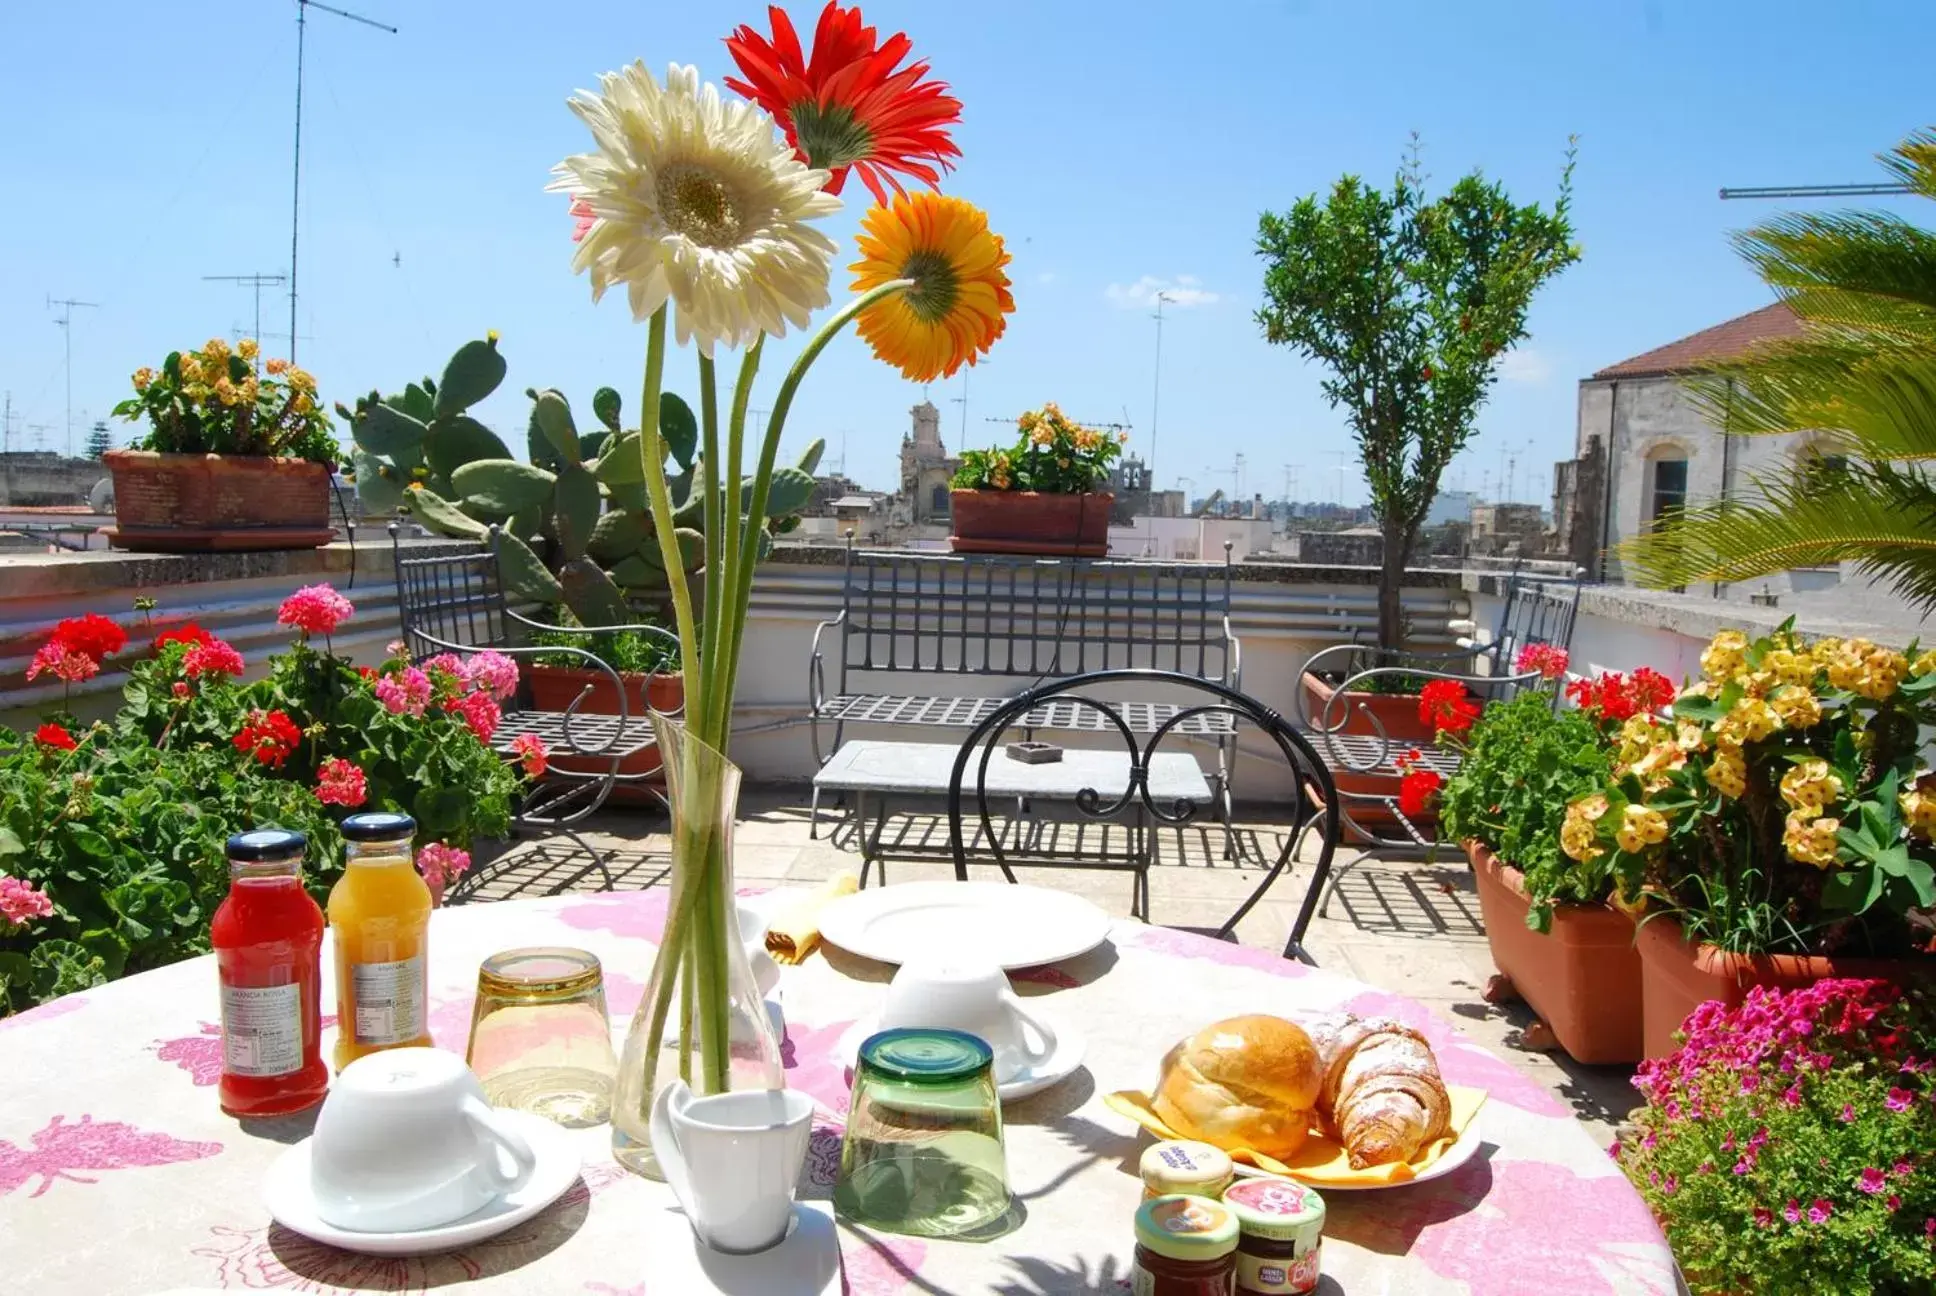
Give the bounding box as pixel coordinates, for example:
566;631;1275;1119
1302;1013;1451;1169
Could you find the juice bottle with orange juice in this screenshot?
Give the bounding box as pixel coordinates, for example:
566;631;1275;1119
328;812;433;1070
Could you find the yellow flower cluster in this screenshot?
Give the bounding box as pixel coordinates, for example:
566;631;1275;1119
1820;637;1908;701
238;338;259;361
1612;715;1687;792
1705;743;1747;798
265;357;290;376
1915;650;1936;678
1615;804;1671;853
1783;811;1841;868
1778;758;1843;811
132;367;156;392
203;337;230;363
1700;630;1749;683
1560;794;1611;862
1902;775;1936;840
1768;683;1822;730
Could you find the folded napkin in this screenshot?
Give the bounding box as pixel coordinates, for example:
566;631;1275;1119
764;872;859;964
1104;1085;1487;1187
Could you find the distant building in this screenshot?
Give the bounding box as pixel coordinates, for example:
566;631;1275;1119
897;401;958;526
1557;302;1838;593
805;471;863;517
1468;502;1548;558
0;452;108;508
1427;489;1477;528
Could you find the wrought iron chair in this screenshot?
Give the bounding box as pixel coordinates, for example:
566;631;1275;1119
1294;568;1584;907
389;525;681;898
944;669;1340;965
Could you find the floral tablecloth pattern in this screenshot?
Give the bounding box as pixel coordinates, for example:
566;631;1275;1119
0;887;1678;1294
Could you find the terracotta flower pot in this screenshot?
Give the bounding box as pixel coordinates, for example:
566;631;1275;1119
949;489;1112;557
101;449;333;552
524;664;683;804
1634;914;1931;1061
1299;670;1438;838
1467;840;1643;1065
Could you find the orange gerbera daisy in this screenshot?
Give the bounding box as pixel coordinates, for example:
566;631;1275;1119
724;2;961;204
850;191;1013;383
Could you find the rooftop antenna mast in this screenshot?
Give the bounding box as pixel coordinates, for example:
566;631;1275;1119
204;273;288;362
1149;291;1174;490
1719;182;1909;200
47;295;100;458
289;0;397;362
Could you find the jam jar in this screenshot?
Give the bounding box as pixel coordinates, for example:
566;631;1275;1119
1139;1139;1235;1202
1224;1176;1326;1295
1131;1194;1239;1296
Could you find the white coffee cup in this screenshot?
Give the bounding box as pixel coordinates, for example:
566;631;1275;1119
310;1048;537;1233
876;956;1058;1083
650;1081;815;1254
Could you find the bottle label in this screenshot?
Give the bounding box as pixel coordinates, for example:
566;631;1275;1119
1237;1247;1320;1294
350;955;425;1045
220;982;305;1077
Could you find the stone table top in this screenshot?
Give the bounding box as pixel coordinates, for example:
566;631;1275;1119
812;739;1213;803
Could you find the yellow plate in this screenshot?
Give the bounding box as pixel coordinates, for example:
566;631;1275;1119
1104;1085;1487;1189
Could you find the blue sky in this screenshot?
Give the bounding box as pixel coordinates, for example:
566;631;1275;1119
0;1;1927;506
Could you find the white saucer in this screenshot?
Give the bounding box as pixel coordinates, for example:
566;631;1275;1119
639;1200;842;1294
262;1109;581;1255
835;1011;1086;1102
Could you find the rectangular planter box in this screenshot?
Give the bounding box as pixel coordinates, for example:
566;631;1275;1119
102;449;333;552
1634;914;1928;1061
949;489;1112;557
1468;840;1643;1065
525;664;683;805
1301;670;1437;839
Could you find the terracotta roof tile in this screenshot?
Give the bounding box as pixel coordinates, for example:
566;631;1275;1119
1592;302;1803;380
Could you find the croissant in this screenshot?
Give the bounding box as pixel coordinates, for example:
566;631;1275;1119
1302;1013;1451;1169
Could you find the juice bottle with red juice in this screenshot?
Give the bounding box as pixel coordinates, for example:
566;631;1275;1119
211;829;329;1117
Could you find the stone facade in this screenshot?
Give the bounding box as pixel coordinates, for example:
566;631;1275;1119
896;401;958;526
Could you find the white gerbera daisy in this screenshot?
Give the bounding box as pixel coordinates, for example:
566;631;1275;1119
550;62;841;355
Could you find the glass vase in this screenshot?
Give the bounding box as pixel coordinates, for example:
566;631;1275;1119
612;714;784;1179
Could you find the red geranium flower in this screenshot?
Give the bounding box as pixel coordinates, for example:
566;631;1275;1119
33;723;77;751
25;639;100;685
1418;679;1480;735
51;614;127;663
316;757;368;808
277;584;353;637
1631;667;1676;712
724;1;963;204
152;622;214;651
1399;767;1443;818
1514;642;1570;681
181;637;246;680
233;709;303;768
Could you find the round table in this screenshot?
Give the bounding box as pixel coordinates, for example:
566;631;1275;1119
0;887;1678;1294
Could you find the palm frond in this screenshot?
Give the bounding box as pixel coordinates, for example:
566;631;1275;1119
1618;462;1936;608
1878;127;1936;199
1735;212;1936;338
1686;335;1936;459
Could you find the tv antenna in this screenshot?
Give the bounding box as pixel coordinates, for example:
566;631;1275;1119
48;295;100;458
204;272;288;362
1149;291;1174;490
289;0;398;362
1719;182;1909;200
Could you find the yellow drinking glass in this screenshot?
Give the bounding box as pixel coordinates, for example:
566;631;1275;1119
466;947;617;1128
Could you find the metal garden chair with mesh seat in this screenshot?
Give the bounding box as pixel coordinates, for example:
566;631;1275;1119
389;524;680;897
1295;567;1584;907
943;669;1341;965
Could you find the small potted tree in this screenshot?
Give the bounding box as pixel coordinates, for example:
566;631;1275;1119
104;339;340;551
1560;625;1936;1060
950;402;1121;556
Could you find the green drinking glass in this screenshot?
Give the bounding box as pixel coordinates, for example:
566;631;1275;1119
833;1028;1011;1238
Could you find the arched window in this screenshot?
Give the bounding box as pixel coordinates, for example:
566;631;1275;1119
931;482;950;515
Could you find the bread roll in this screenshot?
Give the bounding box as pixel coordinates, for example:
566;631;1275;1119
1152;1015;1322;1160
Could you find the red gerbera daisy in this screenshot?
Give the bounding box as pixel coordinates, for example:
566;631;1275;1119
724;2;963;204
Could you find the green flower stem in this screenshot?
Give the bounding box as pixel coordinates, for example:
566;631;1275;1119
707;340;763;752
637;307;703;735
697;352;723;675
716;280;911;724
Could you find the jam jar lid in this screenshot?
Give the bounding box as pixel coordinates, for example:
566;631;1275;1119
1134;1194;1239;1261
1140;1140;1234;1194
1223;1176;1326;1240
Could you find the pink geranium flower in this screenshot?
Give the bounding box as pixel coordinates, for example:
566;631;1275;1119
417;842;473;892
374;667;432;717
316;758;368;808
277;583;353;637
446;690;500;744
1807;1198;1834;1223
1514;642;1570;680
0;875;55;928
510;732;548;778
1860;1167;1889;1195
464;650;520;702
1887;1087;1914;1112
26;640;100;684
181;637;246;679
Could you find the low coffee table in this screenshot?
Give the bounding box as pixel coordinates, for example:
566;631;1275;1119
811;739;1214;918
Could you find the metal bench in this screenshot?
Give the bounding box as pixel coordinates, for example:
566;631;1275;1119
389;526;680;897
808;541;1243;835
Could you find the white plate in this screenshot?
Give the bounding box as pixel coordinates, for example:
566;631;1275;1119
835;1009;1087;1103
262;1110;581;1255
1230;1106;1486;1192
817;882;1111;970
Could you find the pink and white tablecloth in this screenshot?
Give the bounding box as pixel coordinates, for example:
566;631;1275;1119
0;886;1680;1294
